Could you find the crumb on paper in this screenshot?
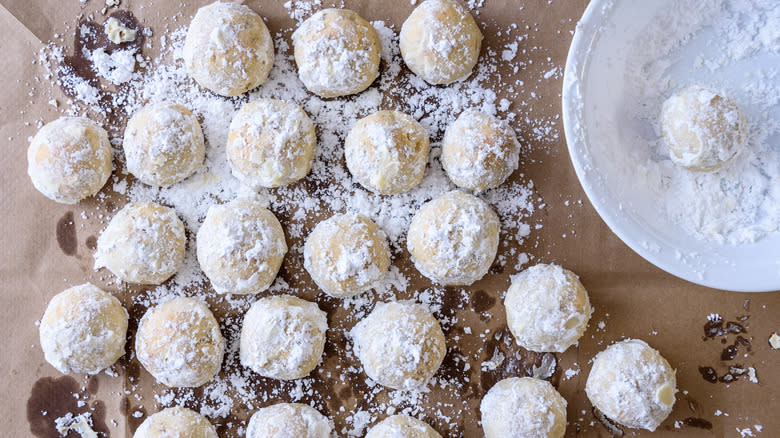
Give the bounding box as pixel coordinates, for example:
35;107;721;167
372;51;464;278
769;332;780;349
481;348;505;371
104;17;137;44
54;413;97;438
747;367;758;383
102;0;120;14
531;353;556;380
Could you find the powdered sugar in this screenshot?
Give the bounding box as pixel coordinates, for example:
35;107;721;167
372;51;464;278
623;0;780;244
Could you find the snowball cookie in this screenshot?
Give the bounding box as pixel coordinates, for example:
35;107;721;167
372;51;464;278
247;403;333;438
292;9;381;98
365;415;442;438
227;99;317;188
400;0;482;85
27;116;112;204
134;406;217;438
442;110;520;192
183;2;274;96
480;377;567;438
135;297;225;387
504;264;592;353
196;199;287;295
586;339;677;431
123;102;205;187
240;295;327;380
304;213;391;298
39;283;128;375
94;202;186;285
344;110;430;195
351;301;446;390
661;85;747;171
407;190;499;286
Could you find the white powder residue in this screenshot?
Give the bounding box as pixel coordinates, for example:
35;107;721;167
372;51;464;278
563;366;580;380
283;0;325;23
623;0;780;245
89;48;136;85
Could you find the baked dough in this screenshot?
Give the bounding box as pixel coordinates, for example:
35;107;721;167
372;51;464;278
351;301;446;390
399;0;482;84
441;110;519;192
227;99;317;188
240;295;327;380
246;403;333;438
27;116;112;204
661;85;747;171
94;201;186;285
292;8;381;98
585;339;677;431
407;190;499;285
365;415;442;438
133;406;217;438
183;2;274;96
196;198;287;295
39;283;128;375
304;213;391;298
504;263;592;353
344;110;430;195
480;377;567;438
123;102;205;186
135;297;225;387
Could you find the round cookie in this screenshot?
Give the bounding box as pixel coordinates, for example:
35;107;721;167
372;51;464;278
304;213;391;298
27;116;112;204
134;406;217;438
480;377;567;438
407;190;499;286
246;403;332;438
661;85;747;171
227;99;317;189
504;263;592;353
441;110;519;192
344;110;430;195
365;415;442;438
585;339;677;431
135;297;225;388
292;8;381;98
399;0;482;85
183;2;274;96
94;201;186;285
240;295;328;380
351;301;446;390
39;283;128;375
196;198;287;295
123;102;205;186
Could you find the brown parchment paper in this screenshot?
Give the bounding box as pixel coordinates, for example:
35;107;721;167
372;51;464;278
1;1;778;437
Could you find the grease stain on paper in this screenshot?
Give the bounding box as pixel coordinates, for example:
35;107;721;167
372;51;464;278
27;375;109;437
56;211;77;256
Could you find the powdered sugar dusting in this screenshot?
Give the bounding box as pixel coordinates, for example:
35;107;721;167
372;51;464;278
31;3;554;436
622;0;780;244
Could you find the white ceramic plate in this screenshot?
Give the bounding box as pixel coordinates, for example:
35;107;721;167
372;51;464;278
562;0;780;292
